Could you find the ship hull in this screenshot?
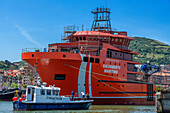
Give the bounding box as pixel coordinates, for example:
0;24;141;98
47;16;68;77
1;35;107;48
22;52;155;105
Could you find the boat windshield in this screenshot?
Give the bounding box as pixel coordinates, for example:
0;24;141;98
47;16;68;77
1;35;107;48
53;90;59;96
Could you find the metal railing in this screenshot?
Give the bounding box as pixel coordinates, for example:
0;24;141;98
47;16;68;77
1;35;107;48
22;48;47;53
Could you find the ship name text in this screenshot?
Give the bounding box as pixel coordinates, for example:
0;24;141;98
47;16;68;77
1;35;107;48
103;64;121;69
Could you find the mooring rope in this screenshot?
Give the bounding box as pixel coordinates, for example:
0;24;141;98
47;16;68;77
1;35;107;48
64;63;147;97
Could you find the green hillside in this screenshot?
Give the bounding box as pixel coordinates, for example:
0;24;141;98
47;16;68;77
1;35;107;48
129;37;170;65
0;60;27;70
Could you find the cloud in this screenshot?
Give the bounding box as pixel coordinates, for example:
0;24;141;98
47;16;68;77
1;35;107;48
15;24;43;47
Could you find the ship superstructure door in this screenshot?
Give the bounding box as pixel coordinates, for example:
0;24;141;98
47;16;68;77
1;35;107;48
26;87;35;101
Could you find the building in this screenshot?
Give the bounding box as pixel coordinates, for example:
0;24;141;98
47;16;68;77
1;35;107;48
20;65;41;86
0;70;4;91
0;70;4;84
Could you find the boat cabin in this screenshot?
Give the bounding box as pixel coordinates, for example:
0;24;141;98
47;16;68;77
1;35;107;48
25;84;70;103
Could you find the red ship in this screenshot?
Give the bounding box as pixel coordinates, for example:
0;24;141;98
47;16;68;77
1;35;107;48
22;7;155;105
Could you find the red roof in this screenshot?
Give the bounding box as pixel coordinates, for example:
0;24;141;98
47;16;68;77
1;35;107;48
73;31;134;40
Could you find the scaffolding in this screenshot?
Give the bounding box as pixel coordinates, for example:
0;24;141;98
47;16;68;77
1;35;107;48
91;7;112;31
61;25;79;43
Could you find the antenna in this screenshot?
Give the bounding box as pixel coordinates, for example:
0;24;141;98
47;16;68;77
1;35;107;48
91;7;112;31
106;0;107;8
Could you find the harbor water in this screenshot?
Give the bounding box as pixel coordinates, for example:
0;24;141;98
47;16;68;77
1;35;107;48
0;101;156;113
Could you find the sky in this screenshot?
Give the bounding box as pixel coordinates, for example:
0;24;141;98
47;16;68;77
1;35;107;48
0;0;170;62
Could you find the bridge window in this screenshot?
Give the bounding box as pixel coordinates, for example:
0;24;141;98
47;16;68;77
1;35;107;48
51;49;55;52
83;57;88;62
76;37;79;41
90;57;94;63
107;50;112;58
115;38;118;42
47;90;51;95
80;37;82;40
83;36;86;40
95;58;100;63
53;90;59;96
54;74;66;80
41;89;45;95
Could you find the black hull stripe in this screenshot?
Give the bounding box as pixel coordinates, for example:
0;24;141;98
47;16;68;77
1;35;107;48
99;92;156;94
98;80;169;85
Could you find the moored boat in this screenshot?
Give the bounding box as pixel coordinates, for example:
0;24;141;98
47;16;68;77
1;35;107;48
13;83;93;110
0;88;24;101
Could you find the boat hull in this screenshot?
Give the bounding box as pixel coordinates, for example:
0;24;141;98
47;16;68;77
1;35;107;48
13;101;93;110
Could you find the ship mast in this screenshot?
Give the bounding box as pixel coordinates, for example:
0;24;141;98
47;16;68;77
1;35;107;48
91;7;111;32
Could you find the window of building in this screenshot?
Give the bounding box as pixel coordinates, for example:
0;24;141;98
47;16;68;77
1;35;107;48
54;74;66;80
90;57;94;63
115;38;118;42
83;57;88;62
47;90;51;95
41;89;45;95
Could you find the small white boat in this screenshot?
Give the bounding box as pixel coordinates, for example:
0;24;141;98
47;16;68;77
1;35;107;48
13;83;93;110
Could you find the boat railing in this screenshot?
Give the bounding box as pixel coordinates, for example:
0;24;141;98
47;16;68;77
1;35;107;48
22;48;47;53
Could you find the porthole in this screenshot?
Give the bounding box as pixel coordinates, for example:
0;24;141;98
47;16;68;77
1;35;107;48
118;85;120;87
97;84;99;86
63;55;66;58
103;84;105;86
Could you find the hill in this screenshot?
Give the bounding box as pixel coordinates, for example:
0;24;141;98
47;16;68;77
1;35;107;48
129;37;170;65
0;60;27;70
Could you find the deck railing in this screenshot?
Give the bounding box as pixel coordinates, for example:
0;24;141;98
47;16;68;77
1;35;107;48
22;48;47;53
